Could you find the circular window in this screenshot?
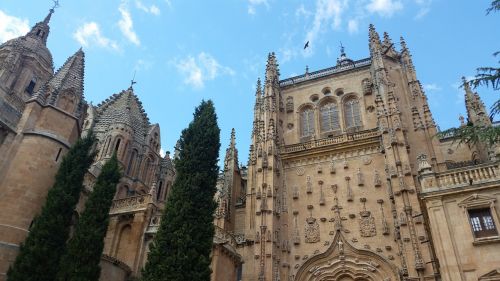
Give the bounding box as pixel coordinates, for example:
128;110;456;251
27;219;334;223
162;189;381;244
335;89;344;96
322;87;332;96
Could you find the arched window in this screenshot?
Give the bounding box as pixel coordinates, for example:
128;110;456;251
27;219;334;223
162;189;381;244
114;138;121;154
320;102;340;132
126;149;138;176
142;157;154;185
25;77;37;95
343;97;362;129
301;107;315;137
157;181;163;201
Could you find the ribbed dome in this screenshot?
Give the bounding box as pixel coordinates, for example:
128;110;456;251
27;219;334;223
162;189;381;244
0;36;53;70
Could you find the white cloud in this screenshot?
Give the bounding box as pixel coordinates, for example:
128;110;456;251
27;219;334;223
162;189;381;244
347;19;359;34
248;0;269;15
304;0;347;57
0;10;30;43
295;4;313;18
73;22;120;51
423;83;441;92
135;1;160;15
118;2;140;46
175;52;234;89
134;59;153;71
414;0;432;19
366;0;403;17
160;148;166;157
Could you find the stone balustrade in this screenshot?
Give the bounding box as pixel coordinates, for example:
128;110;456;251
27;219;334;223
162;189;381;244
435;163;499;189
109;194;152;215
282;128;379;154
279;58;371;87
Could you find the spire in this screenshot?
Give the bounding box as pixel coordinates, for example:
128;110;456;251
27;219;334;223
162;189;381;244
265;52;279;86
368;24;381;53
400;36;416;81
382;32;396;54
224;128;239;171
463;77;491;125
255;77;262;97
32;49;85;114
26;7;56;45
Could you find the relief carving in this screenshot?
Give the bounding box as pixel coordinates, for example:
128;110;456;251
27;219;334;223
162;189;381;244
359;198;376;237
304;216;320;243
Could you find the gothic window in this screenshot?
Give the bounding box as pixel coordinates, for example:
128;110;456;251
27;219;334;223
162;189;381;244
300;107;315;137
468;208;498;238
343;97;362;129
320;102;340;132
157;181;163;201
142;157;154;185
126;149;138;176
114;138;121;154
25;77;37;95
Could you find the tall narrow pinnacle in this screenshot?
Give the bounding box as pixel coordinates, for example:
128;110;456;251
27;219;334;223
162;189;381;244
43;8;55;24
255;78;262;97
369;24;381;44
400;36;408;52
383;32;393;46
463;77;490;125
230;128;236;149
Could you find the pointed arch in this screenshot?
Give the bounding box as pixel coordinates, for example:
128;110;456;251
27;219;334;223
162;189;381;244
294;231;398;281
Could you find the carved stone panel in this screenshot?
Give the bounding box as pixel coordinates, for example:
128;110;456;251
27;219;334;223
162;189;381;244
359;210;377;237
304;216;320;243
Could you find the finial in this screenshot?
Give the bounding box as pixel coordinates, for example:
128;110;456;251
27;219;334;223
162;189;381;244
462;76;472;92
459;114;465;126
400;36;407;50
383;32;392;45
340;41;345;55
305;65;309;74
44;0;59;24
255;78;262;96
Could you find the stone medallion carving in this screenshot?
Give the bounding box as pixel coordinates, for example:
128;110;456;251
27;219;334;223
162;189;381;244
359;210;377;237
304;216;320;243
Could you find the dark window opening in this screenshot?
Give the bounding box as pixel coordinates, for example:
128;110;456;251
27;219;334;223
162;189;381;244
25;79;36;95
36;29;41;36
114;138;121;154
55;148;62;162
157;181;163;201
469;208;498;238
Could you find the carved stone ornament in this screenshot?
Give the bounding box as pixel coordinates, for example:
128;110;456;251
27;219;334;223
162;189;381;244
359;210;377;237
304;216;320;243
296;166;305;176
306;175;312;194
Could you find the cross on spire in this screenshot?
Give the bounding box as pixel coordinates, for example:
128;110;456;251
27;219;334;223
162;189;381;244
130;71;137;89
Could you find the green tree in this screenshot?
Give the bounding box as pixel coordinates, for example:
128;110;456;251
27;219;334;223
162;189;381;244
437;1;500;145
7;133;96;281
141;100;220;281
56;153;121;281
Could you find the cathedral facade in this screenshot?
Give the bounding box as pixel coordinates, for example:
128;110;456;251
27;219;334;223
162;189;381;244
1;9;500;281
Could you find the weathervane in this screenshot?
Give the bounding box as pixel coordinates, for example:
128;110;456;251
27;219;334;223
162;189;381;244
51;0;60;10
130;71;137;89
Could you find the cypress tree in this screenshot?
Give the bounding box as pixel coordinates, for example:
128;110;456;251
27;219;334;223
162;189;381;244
142;100;220;281
56;153;121;281
7;133;96;281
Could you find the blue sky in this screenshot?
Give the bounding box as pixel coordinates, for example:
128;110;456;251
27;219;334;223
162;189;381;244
1;0;498;164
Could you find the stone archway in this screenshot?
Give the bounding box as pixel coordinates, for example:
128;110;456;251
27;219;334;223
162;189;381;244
294;231;399;281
